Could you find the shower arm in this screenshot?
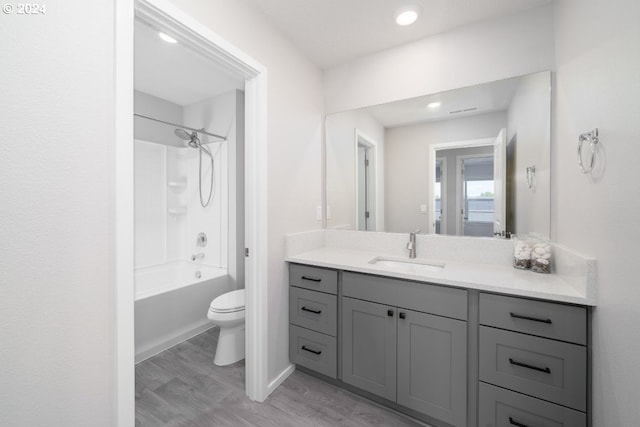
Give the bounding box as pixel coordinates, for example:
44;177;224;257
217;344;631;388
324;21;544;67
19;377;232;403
134;113;227;142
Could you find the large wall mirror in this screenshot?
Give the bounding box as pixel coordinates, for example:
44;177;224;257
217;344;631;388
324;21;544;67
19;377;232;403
325;71;551;238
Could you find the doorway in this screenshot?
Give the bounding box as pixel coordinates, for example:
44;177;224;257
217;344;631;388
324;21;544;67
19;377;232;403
435;157;447;234
355;129;378;231
456;155;495;237
116;1;269;424
428;128;506;236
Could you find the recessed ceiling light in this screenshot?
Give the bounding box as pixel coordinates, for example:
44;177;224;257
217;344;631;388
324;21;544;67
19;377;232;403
396;5;421;26
427;101;442;109
158;32;178;44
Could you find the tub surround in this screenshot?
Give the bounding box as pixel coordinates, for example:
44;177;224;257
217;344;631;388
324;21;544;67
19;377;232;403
285;229;596;305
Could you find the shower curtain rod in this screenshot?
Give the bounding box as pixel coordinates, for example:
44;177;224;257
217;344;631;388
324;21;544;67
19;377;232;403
133;113;227;141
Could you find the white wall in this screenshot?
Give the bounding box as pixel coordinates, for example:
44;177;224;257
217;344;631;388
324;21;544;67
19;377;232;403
553;0;640;425
385;112;506;233
324;4;555;114
0;1;116;425
326;109;385;230
171;0;324;384
506;72;551;238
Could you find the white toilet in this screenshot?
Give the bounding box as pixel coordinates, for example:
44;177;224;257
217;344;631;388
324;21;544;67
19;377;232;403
207;288;245;366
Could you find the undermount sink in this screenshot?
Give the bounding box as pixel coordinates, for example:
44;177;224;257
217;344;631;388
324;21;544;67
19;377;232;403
369;257;445;274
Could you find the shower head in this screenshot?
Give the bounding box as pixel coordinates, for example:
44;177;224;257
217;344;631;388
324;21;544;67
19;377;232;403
175;128;191;140
175;128;200;148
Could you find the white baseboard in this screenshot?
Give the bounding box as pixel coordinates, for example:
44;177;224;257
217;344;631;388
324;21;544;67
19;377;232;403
135;322;216;364
267;363;295;395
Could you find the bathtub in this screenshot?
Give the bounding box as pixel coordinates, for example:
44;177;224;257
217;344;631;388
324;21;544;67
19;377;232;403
134;261;231;363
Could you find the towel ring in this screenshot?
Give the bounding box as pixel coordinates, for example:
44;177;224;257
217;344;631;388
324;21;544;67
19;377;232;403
578;128;598;174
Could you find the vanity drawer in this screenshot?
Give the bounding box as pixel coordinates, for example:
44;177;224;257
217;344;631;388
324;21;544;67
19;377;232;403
479;382;586;427
343;272;467;320
479;326;587;411
289;325;337;378
479;293;587;345
289;264;338;295
289;287;337;336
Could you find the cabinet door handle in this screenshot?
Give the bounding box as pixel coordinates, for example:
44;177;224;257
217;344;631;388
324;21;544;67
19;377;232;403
508;417;530;427
399;312;406;319
301;345;322;355
301;275;322;282
387;309;394;317
509;312;552;324
509;358;551;374
301;306;322;314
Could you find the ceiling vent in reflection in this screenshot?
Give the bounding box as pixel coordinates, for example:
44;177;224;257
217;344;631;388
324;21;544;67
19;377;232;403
449;106;479;115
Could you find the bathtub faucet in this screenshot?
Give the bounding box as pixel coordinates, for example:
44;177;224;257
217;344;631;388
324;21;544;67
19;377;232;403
191;252;205;262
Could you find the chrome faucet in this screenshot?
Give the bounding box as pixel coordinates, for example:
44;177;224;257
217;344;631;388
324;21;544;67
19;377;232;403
406;229;421;259
191;252;205;262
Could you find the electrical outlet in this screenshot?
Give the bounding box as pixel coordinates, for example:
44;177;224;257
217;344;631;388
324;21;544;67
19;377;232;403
316;205;322;221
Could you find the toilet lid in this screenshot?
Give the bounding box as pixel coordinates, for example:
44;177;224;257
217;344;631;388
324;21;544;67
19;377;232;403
210;289;245;313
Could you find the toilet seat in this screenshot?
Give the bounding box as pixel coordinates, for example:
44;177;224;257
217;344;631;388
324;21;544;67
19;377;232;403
209;289;245;313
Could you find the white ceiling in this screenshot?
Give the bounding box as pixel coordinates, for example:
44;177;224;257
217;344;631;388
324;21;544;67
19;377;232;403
244;0;552;68
134;21;244;106
364;76;521;128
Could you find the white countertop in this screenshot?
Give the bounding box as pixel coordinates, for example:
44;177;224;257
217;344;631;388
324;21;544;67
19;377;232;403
286;247;595;306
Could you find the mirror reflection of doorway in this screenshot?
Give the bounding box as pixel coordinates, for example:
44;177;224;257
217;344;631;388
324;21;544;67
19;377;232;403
435;158;446;234
355;130;377;231
457;156;495;237
429;128;506;236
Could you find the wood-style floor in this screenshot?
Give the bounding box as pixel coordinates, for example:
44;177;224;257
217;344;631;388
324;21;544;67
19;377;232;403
135;327;424;426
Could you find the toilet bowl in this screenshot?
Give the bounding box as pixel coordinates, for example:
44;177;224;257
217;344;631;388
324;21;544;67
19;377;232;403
207;288;245;366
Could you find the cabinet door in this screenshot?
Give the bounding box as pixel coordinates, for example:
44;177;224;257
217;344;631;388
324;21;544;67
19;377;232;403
342;297;397;401
397;309;467;427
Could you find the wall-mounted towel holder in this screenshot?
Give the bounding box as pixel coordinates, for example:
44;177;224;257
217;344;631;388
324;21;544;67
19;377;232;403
578;128;599;174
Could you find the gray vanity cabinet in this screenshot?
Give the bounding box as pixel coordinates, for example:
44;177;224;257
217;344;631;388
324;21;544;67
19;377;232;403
289;263;591;427
342;272;468;427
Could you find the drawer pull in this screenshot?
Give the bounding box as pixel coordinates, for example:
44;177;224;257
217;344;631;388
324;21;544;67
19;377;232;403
399;312;406;319
387;309;394;317
301;345;322;355
301;275;322;283
509;312;552;324
509;358;551;374
301;306;322;314
509;417;529;427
